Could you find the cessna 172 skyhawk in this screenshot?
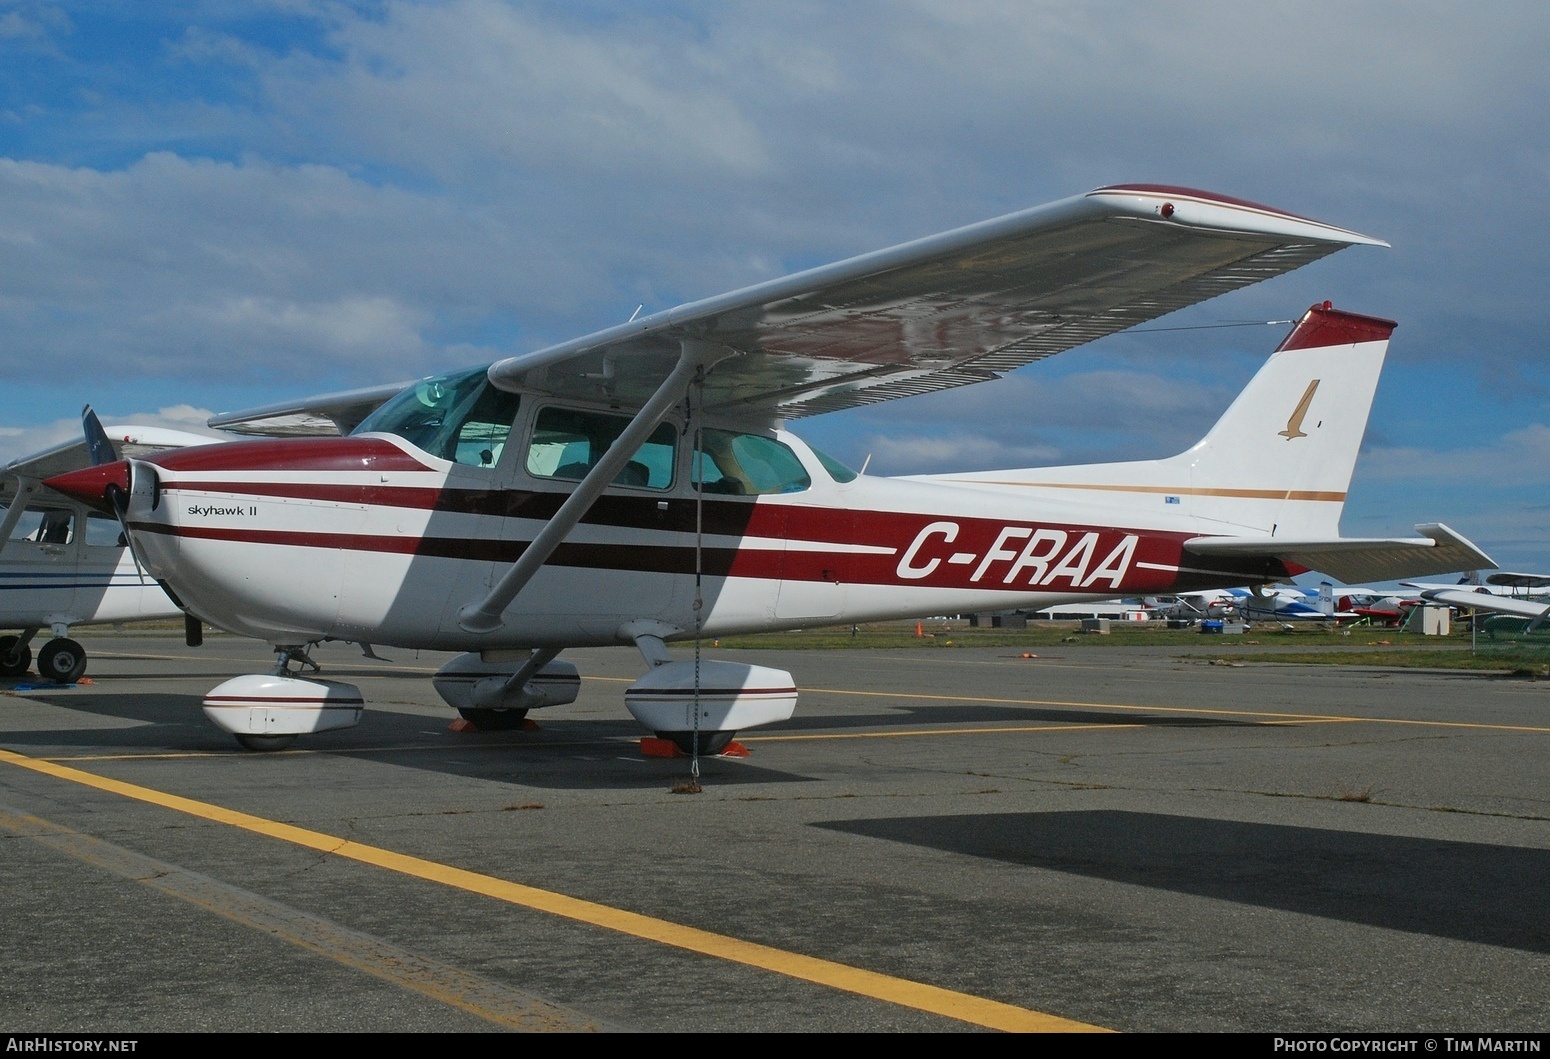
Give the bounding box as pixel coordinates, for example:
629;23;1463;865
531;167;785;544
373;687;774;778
44;185;1493;752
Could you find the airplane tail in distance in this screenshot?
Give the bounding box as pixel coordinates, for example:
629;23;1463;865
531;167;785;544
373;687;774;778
929;302;1395;540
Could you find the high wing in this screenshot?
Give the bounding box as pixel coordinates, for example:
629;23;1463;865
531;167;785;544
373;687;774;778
1181;524;1492;586
1421;588;1550;622
208;380;413;438
485;184;1386;419
1484;571;1550;590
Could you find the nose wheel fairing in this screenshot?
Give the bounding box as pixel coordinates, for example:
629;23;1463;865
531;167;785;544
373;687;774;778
202;673;364;751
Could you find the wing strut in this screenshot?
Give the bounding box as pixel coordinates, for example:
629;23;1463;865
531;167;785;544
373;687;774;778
0;477;42;557
457;339;728;634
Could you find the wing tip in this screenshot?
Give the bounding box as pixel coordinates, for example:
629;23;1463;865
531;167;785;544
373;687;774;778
1088;184;1387;246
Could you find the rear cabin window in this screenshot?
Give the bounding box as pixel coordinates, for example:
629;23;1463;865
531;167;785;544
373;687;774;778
85;512;126;549
353;366;521;468
691;430;810;495
525;407;677;490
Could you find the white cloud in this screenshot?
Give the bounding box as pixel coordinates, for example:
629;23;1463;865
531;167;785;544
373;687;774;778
1362;424;1550;485
261;1;772;184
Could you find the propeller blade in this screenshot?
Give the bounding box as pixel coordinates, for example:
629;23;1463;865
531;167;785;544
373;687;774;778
77;408;149;586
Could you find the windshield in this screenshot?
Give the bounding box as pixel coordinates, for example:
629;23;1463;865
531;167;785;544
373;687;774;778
353;366;520;467
808;443;858;483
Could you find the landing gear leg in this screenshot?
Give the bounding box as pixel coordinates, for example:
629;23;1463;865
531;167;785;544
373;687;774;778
272;644;321;676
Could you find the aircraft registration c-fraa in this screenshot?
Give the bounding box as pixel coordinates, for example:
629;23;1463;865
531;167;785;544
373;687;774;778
46;184;1495;753
1;424;217;683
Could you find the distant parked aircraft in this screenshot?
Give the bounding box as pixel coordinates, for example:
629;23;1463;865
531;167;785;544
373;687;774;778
1;421;218;682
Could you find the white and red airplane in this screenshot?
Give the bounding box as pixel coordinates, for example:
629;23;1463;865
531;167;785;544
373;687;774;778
1;421;217;682
43;185;1493;751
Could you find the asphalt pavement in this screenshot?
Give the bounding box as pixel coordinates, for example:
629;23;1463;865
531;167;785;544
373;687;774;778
2;633;1547;1033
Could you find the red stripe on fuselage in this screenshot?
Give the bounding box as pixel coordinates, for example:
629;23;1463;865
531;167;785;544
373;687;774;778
151;437;432;474
140;500;1273;594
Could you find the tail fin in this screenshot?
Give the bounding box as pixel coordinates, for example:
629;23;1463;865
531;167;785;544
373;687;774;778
918;303;1395;539
1167;303;1394;537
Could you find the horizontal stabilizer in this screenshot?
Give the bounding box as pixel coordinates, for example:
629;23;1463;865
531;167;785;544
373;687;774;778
1183;523;1494;585
208;381;411;437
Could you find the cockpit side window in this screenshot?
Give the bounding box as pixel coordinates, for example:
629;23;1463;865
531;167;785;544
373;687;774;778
5;507;75;546
525;407;676;490
691;429;811;495
352;366;520;468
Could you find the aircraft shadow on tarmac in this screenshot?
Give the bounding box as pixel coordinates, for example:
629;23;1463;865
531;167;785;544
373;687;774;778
0;691;815;790
760;702;1266;731
818;810;1550;953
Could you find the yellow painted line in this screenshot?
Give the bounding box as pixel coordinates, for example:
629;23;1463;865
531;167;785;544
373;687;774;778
0;808;610;1031
0;746;1105;1033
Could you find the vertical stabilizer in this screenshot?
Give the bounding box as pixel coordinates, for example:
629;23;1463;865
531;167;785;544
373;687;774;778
1173;303;1394;537
916;303;1396;540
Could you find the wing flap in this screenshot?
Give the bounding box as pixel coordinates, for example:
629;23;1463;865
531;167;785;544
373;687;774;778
488;185;1384;420
1182;524;1494;585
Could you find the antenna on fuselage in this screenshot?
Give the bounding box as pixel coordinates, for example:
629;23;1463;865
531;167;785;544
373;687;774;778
859;453;872;476
628;304;644;322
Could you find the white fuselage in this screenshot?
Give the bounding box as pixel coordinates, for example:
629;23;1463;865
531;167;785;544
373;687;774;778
1;500;180;632
117;423;1274;651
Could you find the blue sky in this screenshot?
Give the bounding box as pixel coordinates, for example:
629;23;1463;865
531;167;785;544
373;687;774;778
3;1;1549;577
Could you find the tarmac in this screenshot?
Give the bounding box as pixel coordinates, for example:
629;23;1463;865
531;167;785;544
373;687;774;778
2;632;1548;1033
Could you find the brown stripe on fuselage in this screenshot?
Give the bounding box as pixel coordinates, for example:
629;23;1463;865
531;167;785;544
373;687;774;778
927;481;1346;502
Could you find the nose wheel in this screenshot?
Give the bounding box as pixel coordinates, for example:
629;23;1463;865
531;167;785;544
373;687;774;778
658;730;738;756
234;734;297;752
37;638;86;684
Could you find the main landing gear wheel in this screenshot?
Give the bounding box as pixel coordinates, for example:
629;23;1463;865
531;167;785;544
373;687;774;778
37;638;86;684
234;734;297;752
0;636;32;678
456;707;529;731
659;730;736;756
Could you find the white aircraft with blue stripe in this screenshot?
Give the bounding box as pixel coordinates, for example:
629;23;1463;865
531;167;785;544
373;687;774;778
1;421;217;683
